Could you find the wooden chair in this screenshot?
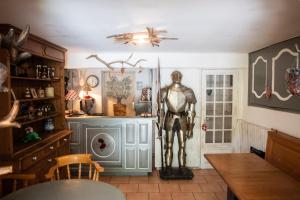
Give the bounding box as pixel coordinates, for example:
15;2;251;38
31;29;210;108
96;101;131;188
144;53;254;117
0;173;36;197
45;154;104;181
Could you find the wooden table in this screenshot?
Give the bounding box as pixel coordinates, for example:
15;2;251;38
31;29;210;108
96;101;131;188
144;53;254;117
1;179;125;200
205;153;300;200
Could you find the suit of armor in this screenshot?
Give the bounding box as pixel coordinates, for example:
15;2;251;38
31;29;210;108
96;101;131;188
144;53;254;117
158;71;197;169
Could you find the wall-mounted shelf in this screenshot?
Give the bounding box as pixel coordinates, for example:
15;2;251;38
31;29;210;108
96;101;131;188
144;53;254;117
11;76;60;82
18;97;56;103
17;113;59;126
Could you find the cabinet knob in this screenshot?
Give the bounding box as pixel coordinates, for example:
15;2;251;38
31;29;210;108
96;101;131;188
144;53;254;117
47;158;52;163
32;156;37;161
49;146;54;150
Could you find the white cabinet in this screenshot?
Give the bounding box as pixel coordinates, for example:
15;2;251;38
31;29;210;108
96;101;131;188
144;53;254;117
66;116;154;175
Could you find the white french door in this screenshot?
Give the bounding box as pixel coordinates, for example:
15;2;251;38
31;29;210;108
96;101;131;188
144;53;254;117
200;70;238;168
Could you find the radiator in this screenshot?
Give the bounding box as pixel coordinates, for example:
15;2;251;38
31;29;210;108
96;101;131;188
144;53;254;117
233;119;270;153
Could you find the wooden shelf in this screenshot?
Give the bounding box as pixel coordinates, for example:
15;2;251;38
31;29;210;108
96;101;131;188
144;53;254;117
17;113;59;126
0;24;68;182
18;97;56;102
11;76;60;82
13;129;66;156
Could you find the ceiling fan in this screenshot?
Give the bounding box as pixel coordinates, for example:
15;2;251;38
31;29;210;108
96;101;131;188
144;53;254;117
107;27;178;47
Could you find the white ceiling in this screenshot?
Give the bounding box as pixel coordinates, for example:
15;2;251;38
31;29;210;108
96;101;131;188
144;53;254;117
0;0;300;53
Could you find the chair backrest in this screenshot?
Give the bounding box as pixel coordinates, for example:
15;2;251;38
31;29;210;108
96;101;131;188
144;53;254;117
46;154;104;181
265;130;300;181
0;173;36;197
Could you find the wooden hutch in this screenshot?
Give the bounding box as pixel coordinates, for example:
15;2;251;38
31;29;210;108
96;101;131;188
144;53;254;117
0;24;71;181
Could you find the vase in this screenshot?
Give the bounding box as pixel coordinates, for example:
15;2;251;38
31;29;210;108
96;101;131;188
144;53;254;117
44;118;55;132
113;103;126;116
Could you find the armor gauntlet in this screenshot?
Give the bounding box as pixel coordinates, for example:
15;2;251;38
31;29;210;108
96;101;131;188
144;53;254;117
187;103;196;139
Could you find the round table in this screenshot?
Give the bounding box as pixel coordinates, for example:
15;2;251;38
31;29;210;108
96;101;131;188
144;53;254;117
2;179;125;200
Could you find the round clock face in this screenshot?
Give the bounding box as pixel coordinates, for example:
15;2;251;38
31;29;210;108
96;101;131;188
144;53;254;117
86;75;99;88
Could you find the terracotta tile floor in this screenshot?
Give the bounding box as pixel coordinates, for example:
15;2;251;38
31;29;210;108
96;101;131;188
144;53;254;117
100;169;227;200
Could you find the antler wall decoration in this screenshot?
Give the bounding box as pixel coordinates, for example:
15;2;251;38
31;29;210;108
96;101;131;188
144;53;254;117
86;53;146;73
0;25;32;66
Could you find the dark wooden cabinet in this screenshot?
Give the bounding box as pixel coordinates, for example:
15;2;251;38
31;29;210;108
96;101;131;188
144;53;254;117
0;24;71;182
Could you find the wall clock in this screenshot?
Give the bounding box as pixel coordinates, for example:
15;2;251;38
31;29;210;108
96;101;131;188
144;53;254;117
86;75;99;88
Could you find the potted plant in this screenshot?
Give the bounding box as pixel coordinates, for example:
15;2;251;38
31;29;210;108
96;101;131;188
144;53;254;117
106;75;132;116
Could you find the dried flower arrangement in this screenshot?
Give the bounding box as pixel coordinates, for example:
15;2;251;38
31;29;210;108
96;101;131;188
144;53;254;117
105;75;132;104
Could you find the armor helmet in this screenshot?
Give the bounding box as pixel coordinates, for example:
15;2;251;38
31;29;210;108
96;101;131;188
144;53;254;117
171;71;182;83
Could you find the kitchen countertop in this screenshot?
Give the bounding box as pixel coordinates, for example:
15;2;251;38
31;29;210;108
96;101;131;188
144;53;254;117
65;115;156;120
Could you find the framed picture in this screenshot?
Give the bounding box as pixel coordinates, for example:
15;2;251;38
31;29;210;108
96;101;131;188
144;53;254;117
248;36;300;113
30;88;38;98
102;71;136;116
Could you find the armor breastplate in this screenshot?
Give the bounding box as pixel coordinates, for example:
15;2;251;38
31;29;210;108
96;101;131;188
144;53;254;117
166;88;187;113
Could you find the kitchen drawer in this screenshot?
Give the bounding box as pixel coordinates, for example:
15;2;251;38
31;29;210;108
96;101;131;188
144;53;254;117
26;153;57;182
59;135;70;147
19;141;58;170
57;143;70;156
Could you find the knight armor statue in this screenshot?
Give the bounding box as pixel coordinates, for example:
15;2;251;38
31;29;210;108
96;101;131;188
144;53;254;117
158;71;197;176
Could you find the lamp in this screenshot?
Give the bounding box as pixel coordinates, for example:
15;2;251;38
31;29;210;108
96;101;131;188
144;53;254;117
79;85;92;100
65;89;80;116
107;27;178;47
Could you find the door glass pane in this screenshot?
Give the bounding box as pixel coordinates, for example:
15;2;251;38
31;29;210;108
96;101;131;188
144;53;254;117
216;75;224;87
225;89;232;101
206;117;214;129
206;75;214;87
224;117;232;129
204;73;234;145
225;75;233;87
215;131;223;143
215;117;223;129
215;103;223;115
224;131;232;143
216;89;223;101
205;131;213;143
206;89;214;102
224;103;232;115
206;103;214;115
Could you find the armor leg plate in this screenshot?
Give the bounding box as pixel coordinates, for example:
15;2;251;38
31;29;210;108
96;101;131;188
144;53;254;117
178;130;187;167
165;130;175;167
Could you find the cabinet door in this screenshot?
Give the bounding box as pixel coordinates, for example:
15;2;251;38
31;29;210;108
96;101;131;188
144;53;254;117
83;125;122;167
126;123;136;145
138;147;149;169
68;122;81;144
137;120;152;170
125;147;136;169
138;123;149;144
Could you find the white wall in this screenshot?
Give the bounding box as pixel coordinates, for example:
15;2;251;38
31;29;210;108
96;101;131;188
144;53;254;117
66;51;248;69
